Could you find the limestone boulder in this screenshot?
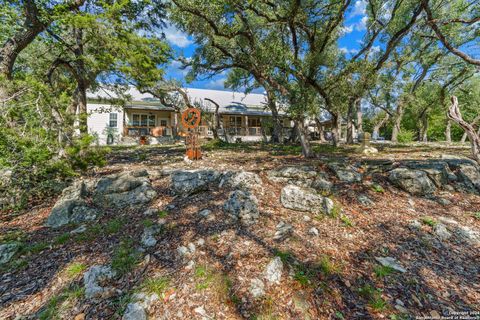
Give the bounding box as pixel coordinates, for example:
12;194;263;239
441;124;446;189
388;168;436;196
223;190;259;225
280;184;334;215
171;169;221;196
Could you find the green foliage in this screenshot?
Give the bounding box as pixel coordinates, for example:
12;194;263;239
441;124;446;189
111;240;140;275
38;284;84;320
139;276;170;296
105;218;124;234
421;216;437;227
65;262;87;278
54;233;70;245
340;215;354;228
473;212;480;220
374;265;395;278
396;130;415;143
371;184;385;193
157;210;168;218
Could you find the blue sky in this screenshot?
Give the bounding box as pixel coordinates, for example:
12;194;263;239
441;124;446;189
163;0;369;92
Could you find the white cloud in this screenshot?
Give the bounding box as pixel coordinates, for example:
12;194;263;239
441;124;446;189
341;25;354;34
205;77;226;89
355;16;369;31
371;45;381;52
164;25;193;48
340;47;359;55
352;0;367;16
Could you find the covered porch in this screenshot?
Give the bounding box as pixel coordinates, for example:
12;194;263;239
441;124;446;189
122;105;176;138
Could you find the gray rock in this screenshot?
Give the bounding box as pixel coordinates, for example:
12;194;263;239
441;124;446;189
280;185;334;215
198;209;212;218
122;302;146;320
0;243;20;265
223;190;259;225
70;225;87;234
141;225;162;248
456;226;480;245
177;246;189;256
267;166;318;183
310;176;333;194
171;169;221;196
46;181;99;228
375;257;406;273
94;171;157;208
249;278;265;298
143;208;159;216
357;194;374;207
273;221;293;241
438;217;458;225
408;220;422;230
433;223;452;241
84;265;116;299
264;257;283;285
388;168;436;196
220;171;262;191
456;163;480;193
328;163;362;183
308;227;319;236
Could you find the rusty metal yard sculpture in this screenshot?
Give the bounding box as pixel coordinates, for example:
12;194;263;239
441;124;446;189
181;108;202;160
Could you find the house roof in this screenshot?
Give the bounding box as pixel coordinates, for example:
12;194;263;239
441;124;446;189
87;86;286;116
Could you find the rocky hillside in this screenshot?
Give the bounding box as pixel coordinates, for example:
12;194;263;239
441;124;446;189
0;144;479;319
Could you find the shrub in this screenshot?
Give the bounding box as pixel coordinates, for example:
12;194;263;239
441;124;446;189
397;130;415;143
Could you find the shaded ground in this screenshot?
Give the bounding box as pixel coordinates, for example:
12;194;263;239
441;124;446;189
0;141;479;319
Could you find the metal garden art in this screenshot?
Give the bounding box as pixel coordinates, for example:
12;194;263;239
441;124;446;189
181;108;202;160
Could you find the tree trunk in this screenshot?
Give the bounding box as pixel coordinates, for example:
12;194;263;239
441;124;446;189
315;118;326;142
373;113;390;140
331;113;341;147
391;103;404;142
346;101;354;144
295;119;313;158
356;98;363;134
419;112;428;142
445;119;452;143
448;96;480;164
266;89;282;143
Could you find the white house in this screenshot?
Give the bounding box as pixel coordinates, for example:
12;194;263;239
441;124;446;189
86;87;292;145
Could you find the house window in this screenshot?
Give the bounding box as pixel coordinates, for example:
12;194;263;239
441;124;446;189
160;119;168;127
229;116;242;127
248;117;261;127
131;114;156;127
109;113;118;127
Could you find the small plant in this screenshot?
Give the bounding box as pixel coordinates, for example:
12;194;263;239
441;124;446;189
137;153;147;162
111;240;140;275
274;250;293;263
421;216;437;227
105;218;124;234
66;262;87;278
340;215;353;227
318;255;338;276
142;219;155;228
473;212;480;220
158;210;168;218
293;270;310;286
330;203;342;218
194;265;214;290
54;233;70;245
38;284;84;320
140;277;170;296
335;311;345;319
371;184;385;193
397;130;415;143
374;265;395;278
358;284;387;311
369;295;387;311
24;241;49;254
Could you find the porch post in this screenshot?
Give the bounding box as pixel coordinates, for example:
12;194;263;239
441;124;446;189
244;115;248;136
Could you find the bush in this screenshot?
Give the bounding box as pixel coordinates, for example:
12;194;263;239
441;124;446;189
397;130;415;143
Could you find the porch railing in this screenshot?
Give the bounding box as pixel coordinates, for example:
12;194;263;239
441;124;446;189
124;126;172;137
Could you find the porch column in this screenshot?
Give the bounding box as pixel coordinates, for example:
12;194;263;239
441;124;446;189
244;115;248;136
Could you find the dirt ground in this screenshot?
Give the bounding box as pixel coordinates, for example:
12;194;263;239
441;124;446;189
0;141;479;319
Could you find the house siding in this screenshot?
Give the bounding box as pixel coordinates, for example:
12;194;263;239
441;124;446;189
87;104;124;145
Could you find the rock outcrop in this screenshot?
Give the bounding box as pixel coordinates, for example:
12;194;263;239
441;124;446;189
223;190;259;225
0;243;20;265
280;184;334;215
84;265;116;299
46;170;156;228
388;168;437;196
171;169;221;196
